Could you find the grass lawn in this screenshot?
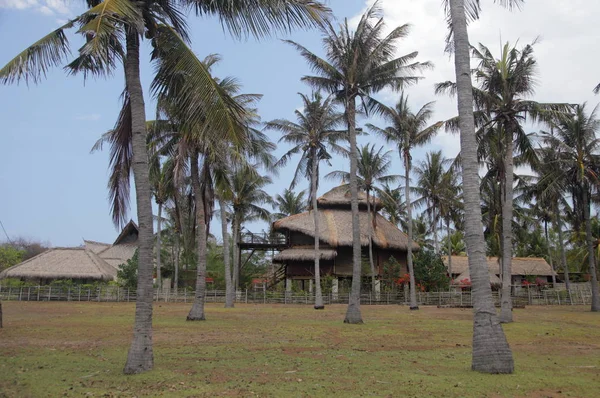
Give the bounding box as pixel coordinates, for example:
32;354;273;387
0;302;599;397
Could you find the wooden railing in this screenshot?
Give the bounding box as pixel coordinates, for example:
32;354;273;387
239;232;287;245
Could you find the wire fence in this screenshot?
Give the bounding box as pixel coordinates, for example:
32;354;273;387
0;284;596;306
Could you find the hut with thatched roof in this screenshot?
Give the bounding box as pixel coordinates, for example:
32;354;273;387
0;248;117;283
0;221;139;284
443;255;556;287
272;186;418;291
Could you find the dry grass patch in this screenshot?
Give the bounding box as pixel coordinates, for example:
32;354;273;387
0;302;598;397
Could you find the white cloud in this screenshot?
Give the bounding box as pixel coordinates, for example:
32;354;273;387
75;114;101;121
353;0;600;163
1;0;72;16
45;0;69;14
38;5;51;14
0;0;38;10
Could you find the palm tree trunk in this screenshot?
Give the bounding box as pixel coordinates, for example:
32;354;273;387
556;213;570;290
367;189;377;296
311;147;324;309
174;233;179;290
404;152;418;310
499;137;514;323
344;96;363;324
232;215;240;291
221;200;234;308
156;203;162;289
582;188;600;311
123;30;155;375
432;207;439;254
544;221;557;286
449;0;513;373
187;153;207;321
447;218;452;285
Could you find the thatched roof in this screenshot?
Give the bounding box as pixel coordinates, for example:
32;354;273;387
273;248;337;263
452;268;502;285
273;208;418;251
317;185;383;210
0;248;117;281
98;244;137;268
84;240;111;254
113;220;139;245
443;256;555;277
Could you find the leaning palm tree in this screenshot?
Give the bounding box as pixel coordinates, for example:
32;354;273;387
539;104;600;311
287;1;429;322
2;0;330;375
442;0;517;373
266;92;344;309
327;144;398;296
273;189;307;219
367;94;443;310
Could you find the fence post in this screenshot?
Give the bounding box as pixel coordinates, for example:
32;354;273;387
48;286;52;301
184;289;187;303
98;287;101;302
19;287;22;301
36;287;40;301
245;289;248;304
78;286;81;302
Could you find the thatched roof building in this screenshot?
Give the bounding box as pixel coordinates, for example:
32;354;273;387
272;186;417;280
444;256;555;277
273;185;417;252
444;255;556;285
0;220;139;283
0;248;116;282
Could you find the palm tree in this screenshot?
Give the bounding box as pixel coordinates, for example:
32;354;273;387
273;189;307;218
530;136;572;290
266;92;344;309
413;151;452;255
443;0;515;373
2;0;330;375
437;40;568;322
287;1;428;323
230;167;273;291
379;184;407;229
367;94;442;310
327;144;398;296
538;104;600;311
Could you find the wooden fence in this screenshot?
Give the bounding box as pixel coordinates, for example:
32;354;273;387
0;284;596;306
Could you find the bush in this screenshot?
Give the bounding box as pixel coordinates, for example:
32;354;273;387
413;250;450;291
117;250;138;289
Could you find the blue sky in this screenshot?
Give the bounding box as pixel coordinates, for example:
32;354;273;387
1;0;599;246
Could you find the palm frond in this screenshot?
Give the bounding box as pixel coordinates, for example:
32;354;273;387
0;19;76;85
193;0;331;39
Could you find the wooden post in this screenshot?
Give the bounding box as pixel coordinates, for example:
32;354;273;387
37;287;40;301
48;286;52;301
78;286;81;302
19;287;22;302
0;301;3;328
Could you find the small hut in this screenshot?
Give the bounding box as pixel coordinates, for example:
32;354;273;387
272;186;418;292
443;255;556;287
0;221;139;284
0;248;116;284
